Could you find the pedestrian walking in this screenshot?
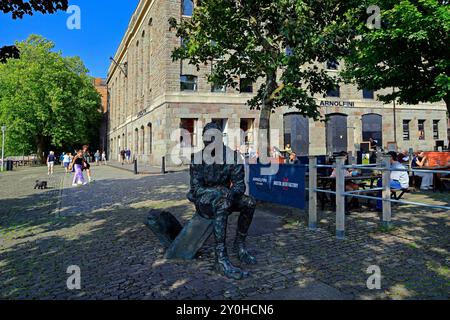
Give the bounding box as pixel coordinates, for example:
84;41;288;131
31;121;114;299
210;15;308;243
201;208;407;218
82;145;93;183
120;149;125;165
125;149;131;164
94;150;100;166
63;152;71;173
70;150;87;186
101;150;107;165
47;151;56;175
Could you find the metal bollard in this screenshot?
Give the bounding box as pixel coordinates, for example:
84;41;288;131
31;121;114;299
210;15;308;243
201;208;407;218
308;156;317;230
381;154;392;228
161;156;166;174
134;158;138;175
335;156;346;240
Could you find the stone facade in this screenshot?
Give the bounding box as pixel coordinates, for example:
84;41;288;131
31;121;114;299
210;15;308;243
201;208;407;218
106;0;448;165
93;78;108;152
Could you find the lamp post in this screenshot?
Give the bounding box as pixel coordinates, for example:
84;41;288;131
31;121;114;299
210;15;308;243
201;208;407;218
1;126;6;172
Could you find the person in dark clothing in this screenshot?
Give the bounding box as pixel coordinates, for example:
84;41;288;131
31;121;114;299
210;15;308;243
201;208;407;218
82;145;92;183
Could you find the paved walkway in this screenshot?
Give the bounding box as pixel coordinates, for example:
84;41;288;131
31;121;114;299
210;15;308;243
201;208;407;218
106;160;188;174
0;165;448;300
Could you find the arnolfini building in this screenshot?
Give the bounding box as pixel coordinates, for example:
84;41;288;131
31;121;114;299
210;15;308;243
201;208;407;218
107;0;448;165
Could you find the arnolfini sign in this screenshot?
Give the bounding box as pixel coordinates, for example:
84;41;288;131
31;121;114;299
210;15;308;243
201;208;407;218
320;100;355;107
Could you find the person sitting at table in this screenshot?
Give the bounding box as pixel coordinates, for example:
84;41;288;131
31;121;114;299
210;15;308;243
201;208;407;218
376;151;410;210
412;151;433;190
330;151;360;210
284;144;292;154
288;152;299;165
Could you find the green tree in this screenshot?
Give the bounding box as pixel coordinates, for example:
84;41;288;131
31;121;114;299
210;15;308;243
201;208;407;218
0;35;101;161
169;0;352;153
339;0;450;114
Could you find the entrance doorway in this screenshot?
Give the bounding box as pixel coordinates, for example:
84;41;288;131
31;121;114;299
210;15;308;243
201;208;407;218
283;113;309;156
326;113;348;155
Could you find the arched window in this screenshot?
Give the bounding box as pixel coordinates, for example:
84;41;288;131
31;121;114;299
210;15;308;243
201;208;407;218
141;126;145;154
283;113;309;156
148;123;153;154
326;113;348;155
182;0;194;16
362;113;382;146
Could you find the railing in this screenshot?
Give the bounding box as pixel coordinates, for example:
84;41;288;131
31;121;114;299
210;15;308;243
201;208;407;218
307;155;450;240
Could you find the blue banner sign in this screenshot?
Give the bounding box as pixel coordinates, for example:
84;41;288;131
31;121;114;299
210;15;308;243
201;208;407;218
248;164;306;209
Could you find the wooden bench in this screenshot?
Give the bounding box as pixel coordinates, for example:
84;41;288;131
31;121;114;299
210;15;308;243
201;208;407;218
391;187;415;200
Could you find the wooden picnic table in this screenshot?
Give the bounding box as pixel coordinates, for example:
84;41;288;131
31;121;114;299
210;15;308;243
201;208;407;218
316;175;382;210
419;165;450;192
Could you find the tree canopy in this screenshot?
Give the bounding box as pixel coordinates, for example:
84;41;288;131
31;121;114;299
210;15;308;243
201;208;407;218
338;0;450;114
0;35;101;159
169;0;354;152
0;0;68;63
0;0;68;19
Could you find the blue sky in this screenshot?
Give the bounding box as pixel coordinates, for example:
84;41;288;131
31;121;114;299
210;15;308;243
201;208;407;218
0;0;139;78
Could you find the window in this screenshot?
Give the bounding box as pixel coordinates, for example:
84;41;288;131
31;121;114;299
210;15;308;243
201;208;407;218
433;120;439;140
180;75;197;91
182;0;194;16
326;59;339;70
240;118;255;145
418;119;425;140
147;123;152;154
240;78;253;93
363;89;374;99
362;114;382;146
403;120;410;141
285;46;293;56
211;82;226;92
327;86;340;97
180;118;198;147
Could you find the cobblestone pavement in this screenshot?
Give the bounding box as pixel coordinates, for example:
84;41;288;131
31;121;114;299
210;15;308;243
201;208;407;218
0;165;448;300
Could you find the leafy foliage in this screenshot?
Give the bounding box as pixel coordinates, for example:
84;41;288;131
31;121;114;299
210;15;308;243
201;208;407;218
169;0;355;129
338;0;450;113
0;0;68;19
0;35;101;158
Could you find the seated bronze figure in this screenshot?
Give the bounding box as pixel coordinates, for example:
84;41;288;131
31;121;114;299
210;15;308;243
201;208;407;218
187;122;257;280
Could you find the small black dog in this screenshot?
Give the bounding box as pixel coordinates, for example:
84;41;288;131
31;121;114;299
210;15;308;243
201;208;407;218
34;180;48;189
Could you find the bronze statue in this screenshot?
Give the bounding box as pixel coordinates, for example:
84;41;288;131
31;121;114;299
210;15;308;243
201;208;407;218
187;122;257;280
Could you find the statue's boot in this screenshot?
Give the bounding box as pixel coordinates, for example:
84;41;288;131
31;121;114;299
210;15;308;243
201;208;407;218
214;243;249;280
233;231;257;265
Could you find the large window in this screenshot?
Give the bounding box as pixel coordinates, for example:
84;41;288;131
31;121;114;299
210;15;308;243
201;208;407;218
326;113;348;154
180;75;197;91
362;114;382;146
418;119;425;140
147;123;152;154
327;86;340;97
284;113;309;156
239;78;253;93
180;118;198;147
182;0;194;16
240;118;254;145
403;120;410;141
211;82;226;92
362;89;374;99
433;120;439;140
